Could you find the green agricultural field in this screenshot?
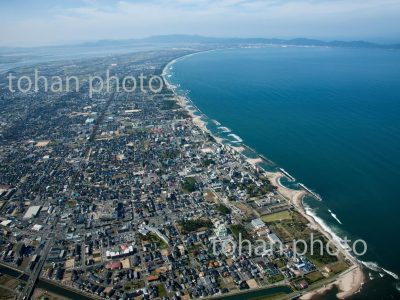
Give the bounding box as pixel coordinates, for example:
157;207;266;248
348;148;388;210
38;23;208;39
157;284;167;297
216;203;231;215
124;280;145;291
329;261;350;274
182;176;197;193
273;258;286;268
145;232;168;249
179;218;213;233
267;274;285;284
305;271;324;283
230;224;253;241
262;210;291;223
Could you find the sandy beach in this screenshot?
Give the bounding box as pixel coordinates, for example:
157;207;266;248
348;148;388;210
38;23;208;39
265;171;306;208
246;157;263;165
336;265;365;299
299;283;335;300
298;265;364;300
230;145;246;153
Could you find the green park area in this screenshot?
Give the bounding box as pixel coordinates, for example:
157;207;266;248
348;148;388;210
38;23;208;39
179;218;213;233
304;271;324;284
261;210;291;223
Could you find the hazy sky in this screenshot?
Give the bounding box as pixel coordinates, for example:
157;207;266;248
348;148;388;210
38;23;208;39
1;0;400;46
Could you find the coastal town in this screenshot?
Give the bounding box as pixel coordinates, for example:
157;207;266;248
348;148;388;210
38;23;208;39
0;49;364;300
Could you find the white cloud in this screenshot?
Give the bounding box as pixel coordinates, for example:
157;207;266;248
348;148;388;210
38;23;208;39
0;0;399;46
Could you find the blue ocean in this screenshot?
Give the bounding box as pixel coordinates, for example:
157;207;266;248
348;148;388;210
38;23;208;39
168;46;400;299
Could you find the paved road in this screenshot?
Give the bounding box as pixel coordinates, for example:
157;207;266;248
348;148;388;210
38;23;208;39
19;238;53;300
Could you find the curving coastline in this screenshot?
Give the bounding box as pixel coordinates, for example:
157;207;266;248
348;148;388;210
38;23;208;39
161;52;365;299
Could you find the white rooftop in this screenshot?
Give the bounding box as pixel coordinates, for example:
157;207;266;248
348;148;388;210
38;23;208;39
251;218;266;228
23;206;41;220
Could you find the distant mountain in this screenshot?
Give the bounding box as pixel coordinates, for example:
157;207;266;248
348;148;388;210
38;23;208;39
141;35;400;49
2;35;399;50
142;35;219;44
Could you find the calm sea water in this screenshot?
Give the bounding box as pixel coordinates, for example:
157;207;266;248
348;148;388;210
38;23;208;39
169;46;400;299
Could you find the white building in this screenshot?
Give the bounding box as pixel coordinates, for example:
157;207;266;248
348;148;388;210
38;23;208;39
268;233;282;245
23;206;41;220
251;218;266;229
215;224;229;239
254;197;278;207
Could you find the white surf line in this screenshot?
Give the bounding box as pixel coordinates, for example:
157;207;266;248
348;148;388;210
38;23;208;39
395;282;400;292
303;203;348;250
228;133;243;143
328;209;343;225
360;261;399;280
307;205;399;281
212;120;221;126
218;126;231;133
304;204;398;281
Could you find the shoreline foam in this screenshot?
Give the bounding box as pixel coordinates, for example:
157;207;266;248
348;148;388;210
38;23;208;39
329;209;343;225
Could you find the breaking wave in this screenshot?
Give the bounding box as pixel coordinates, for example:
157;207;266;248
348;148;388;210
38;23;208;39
328;209;343;224
395;282;400;292
303;203;347;250
228;133;243;143
304;203;399;282
360;261;399;280
218;126;231;133
212;120;221;126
